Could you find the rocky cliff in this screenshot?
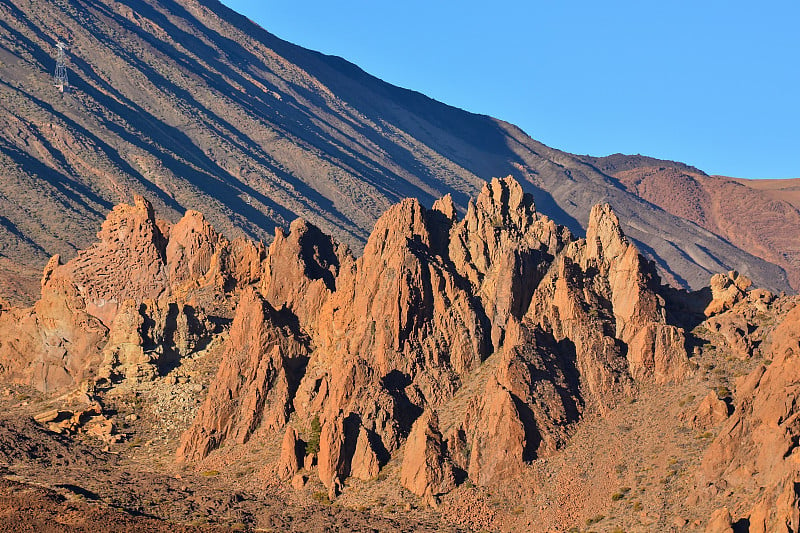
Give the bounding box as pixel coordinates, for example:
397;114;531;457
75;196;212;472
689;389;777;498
0;175;688;499
1;175;796;531
700;298;800;532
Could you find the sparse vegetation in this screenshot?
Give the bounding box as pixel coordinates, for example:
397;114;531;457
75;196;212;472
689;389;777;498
611;487;631;501
312;491;331;505
2;1;798;532
305;415;321;455
586;514;605;525
678;393;696;407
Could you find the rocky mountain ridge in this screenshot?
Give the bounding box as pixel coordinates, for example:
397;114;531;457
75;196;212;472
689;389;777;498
1;176;797;531
0;0;792;307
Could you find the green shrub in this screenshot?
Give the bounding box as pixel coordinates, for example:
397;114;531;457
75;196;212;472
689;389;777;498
586;514;605;525
312;491;331;505
611;487;631;501
305;415;321;455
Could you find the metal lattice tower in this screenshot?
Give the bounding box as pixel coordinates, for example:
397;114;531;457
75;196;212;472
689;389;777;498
54;42;69;92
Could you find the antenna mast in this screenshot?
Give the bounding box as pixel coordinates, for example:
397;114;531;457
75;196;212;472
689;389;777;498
54;42;69;92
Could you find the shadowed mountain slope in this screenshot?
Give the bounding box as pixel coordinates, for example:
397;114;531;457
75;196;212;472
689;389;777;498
0;0;790;304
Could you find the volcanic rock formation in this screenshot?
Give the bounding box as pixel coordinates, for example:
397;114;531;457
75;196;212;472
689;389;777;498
168;176;692;497
701;302;800;531
0;195;256;393
0;176;696;500
3;174;799;530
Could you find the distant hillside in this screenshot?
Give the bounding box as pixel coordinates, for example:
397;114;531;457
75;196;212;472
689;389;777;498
0;0;790;304
608;161;800;291
728;176;800;210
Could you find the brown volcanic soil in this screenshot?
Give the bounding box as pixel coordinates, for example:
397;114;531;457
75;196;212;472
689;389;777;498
0;0;790;297
0;477;222;533
727;176;800;210
0;258;39;307
0;383;453;532
613;165;800;291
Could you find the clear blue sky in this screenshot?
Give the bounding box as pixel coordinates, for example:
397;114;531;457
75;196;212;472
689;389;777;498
220;0;799;179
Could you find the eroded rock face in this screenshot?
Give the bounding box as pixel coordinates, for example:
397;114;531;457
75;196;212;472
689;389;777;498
176;288;307;462
700;302;800;530
69;195;169;326
705;507;734;533
704;271;752;317
0;176;698;506
166;210;225;289
260;219;347;332
493;322;581;458
400;410;455;499
277;427;302;481
292;196;493;475
170;176;695;500
0;256;108;392
317;413;346;494
706;312;755;360
527;253;633;412
449;176;571;349
315;197;490;381
525;202;690;413
0;197;243;393
584;204;690;384
747;478;800;533
97;299;154;384
690;391;730;432
350;426;380;481
466;376;527;486
98;295;212;386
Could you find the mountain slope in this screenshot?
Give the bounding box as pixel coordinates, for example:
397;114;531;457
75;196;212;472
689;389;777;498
603;159;800;290
0;0;790;304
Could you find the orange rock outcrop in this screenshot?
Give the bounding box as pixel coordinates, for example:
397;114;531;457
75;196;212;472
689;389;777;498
0;177;697;504
701;302;800;530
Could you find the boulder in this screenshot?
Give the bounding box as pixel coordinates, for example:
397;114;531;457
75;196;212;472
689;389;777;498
176;288;306;462
691;391;730;431
350;427;380;481
400;410;455;498
277;427;302;481
705;507;734;533
317;414;346;494
705;271;752;317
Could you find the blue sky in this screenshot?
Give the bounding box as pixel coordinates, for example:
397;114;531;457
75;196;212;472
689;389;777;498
220;1;799;179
